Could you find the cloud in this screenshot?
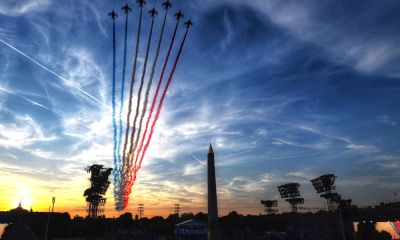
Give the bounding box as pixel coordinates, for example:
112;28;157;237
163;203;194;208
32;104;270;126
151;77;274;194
272;138;331;149
346;144;379;152
0;115;56;149
183;163;205;176
378;162;400;169
0;153;18;160
0;0;50;16
377;115;396;126
0;161;53;176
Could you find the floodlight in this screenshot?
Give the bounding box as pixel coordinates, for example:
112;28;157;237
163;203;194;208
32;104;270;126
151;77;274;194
277;183;304;212
277;183;300;199
310;174;337;194
311;174;339;212
261;200;278;214
84;164;113;219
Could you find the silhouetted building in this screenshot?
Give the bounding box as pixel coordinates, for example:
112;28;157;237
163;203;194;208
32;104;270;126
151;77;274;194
175;219;208;236
207;144;220;240
0;201;64;224
9;200;28;213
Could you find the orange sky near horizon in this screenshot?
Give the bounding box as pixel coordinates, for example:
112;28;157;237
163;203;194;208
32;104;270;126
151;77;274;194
353;222;400;239
0;169;271;219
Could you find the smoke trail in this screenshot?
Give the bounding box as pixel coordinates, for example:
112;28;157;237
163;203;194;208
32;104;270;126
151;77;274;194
115;12;130;204
123;28;190;209
111;19;120;202
117;16;155;210
0;38;106;107
135;19;181;168
133;11;168;167
121;7;142;186
127;17;155;165
117;7;144;211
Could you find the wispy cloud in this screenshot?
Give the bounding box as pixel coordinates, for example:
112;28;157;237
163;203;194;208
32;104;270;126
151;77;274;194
0;38;106;106
0;0;50;16
377;115;396;126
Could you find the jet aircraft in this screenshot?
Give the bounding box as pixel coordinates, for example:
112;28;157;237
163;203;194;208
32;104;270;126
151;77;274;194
184;19;193;28
174;10;184;20
108;10;118;19
148;7;159;17
162;0;172;10
136;0;147;7
121;3;132;13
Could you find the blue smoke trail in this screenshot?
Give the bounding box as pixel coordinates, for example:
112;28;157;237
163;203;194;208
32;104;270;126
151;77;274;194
116;13;129;200
111;19;119;201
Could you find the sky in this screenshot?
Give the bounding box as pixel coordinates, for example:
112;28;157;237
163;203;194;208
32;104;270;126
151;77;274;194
354;222;400;239
0;0;400;219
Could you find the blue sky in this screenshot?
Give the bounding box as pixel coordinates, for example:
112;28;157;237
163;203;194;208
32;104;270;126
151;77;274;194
0;0;399;217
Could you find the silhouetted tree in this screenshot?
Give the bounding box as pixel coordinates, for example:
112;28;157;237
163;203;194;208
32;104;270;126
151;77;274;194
180;212;194;222
114;212;133;229
195;212;207;222
377;230;392;240
356;221;378;240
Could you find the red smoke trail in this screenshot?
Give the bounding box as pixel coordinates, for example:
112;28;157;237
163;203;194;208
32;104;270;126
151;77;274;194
122;28;190;209
134;20;180;169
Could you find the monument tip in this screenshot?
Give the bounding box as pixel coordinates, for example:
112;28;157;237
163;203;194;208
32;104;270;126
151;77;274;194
208;144;214;154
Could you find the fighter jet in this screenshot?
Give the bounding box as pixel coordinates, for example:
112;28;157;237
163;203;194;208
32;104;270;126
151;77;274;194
136;0;147;7
162;0;172;10
184;19;193;28
121;3;132;13
174;10;184;20
108;10;118;19
148;7;159;17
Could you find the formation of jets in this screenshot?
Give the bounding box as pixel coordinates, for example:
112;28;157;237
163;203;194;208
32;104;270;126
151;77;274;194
108;1;193;27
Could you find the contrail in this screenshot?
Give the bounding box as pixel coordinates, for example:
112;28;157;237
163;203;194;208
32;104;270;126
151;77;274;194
115;10;130;205
127;16;155;166
135;17;181;169
111;18;120;202
118;12;155;210
123;26;191;209
117;6;143;211
122;7;142;176
117;10;129;179
133;9;168;168
0;38;106;107
0;87;112;139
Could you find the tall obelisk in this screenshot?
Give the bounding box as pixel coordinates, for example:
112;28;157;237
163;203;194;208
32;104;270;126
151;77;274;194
207;144;220;240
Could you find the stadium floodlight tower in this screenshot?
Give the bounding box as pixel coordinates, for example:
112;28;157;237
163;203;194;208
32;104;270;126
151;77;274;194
261;200;278;215
332;198;352;211
310;174;338;212
84;164;113;219
277;183;304;213
138;204;144;228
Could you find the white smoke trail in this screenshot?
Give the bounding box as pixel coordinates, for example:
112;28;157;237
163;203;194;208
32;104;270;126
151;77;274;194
0;38;106;107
